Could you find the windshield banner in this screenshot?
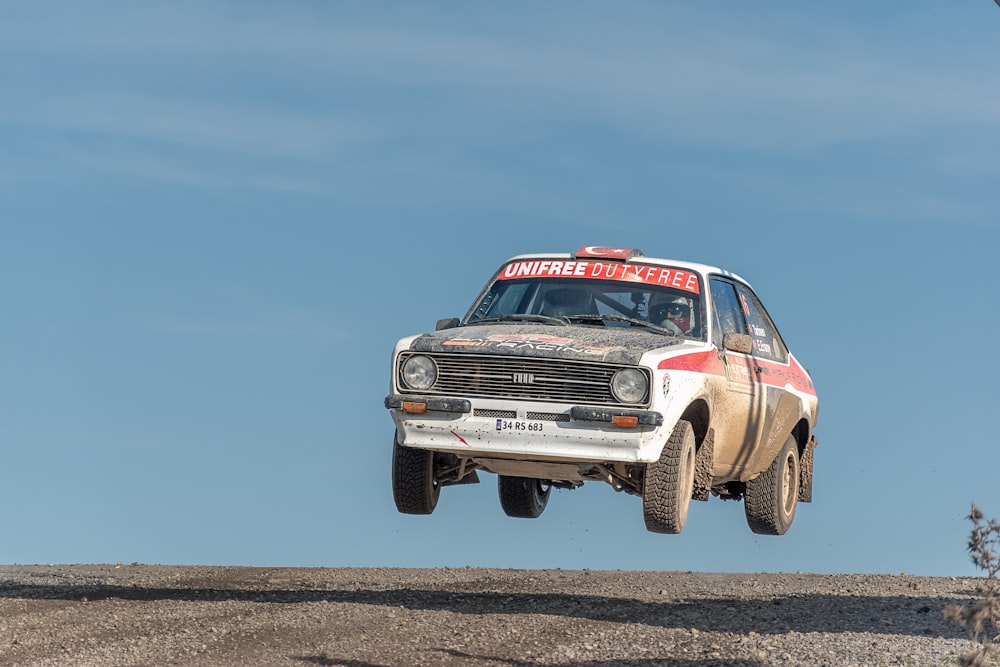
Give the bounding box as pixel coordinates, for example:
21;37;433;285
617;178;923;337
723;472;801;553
499;260;700;294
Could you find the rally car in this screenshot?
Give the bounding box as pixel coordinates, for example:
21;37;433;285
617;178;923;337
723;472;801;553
385;246;819;535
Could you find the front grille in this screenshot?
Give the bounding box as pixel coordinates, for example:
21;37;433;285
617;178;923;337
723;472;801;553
526;411;571;422
474;408;517;418
398;352;649;407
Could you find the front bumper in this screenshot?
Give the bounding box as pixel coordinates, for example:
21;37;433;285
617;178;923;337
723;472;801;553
385;394;665;463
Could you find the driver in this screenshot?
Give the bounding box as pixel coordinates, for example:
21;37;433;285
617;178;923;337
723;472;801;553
649;292;692;335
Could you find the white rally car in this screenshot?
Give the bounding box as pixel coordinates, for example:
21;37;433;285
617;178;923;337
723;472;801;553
385;246;819;535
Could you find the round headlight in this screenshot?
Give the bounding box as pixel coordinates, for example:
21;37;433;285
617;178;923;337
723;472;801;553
611;368;648;404
401;355;438;390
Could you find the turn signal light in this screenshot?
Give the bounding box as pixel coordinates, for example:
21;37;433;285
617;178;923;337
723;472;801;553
612;415;639;428
402;401;428;414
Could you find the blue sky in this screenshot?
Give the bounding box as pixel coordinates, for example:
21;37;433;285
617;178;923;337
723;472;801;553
2;2;998;576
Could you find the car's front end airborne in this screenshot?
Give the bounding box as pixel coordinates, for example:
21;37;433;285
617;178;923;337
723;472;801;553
385;322;709;485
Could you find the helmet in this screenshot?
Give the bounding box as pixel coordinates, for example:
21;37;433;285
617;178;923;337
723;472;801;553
649;293;692;334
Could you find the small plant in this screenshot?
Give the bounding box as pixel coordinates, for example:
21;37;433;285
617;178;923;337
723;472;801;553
945;504;1000;666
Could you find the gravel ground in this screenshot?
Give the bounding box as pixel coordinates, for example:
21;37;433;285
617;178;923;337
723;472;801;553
0;564;991;666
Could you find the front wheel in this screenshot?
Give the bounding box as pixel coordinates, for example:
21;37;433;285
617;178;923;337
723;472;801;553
744;434;800;535
391;436;440;515
642;420;696;534
498;476;551;518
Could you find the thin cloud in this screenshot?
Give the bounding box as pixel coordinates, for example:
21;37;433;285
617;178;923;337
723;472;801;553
50;145;337;194
150;318;345;342
10;95;381;161
4;3;997;154
2;1;997;216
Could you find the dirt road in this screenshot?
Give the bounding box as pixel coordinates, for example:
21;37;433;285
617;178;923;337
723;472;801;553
0;564;986;666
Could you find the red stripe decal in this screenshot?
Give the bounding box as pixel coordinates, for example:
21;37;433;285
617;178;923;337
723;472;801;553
658;350;816;395
658;350;723;373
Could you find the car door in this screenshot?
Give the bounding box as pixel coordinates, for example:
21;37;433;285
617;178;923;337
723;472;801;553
732;282;803;480
708;277;765;477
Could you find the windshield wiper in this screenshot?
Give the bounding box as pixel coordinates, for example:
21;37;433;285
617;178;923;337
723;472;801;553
471;314;568;326
566;314;680;336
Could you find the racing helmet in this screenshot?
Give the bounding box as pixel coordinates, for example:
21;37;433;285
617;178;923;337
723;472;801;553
649;292;692;334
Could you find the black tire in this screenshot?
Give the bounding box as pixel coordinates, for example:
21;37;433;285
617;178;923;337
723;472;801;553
744;434;800;535
643;420;697;534
498;476;551;518
391;436;440;515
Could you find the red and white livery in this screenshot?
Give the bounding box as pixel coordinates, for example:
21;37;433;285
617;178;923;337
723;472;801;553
386;246;819;535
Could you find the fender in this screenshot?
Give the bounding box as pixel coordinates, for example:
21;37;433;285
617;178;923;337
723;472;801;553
637;367;713;463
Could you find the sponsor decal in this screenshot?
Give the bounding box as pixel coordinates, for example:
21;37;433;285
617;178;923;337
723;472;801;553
739;293;752;316
499;260;700;293
442;334;610;355
727;361;752;384
758;356;816;393
486;334;573;344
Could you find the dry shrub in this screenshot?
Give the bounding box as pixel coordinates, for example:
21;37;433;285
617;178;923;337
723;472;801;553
945;504;1000;666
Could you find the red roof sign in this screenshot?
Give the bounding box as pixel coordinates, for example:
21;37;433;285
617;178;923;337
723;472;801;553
574;246;643;261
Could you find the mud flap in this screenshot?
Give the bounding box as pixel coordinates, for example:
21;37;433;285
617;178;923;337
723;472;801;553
692;428;714;501
798;435;817;502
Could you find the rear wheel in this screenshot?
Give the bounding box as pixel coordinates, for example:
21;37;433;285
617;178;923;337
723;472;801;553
498;476;551;518
391;435;440;515
744;434;799;535
642;420;696;534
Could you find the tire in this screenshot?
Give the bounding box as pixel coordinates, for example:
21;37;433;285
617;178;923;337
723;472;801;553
391;436;440;515
744;434;800;535
643;420;697;534
498;476;551;518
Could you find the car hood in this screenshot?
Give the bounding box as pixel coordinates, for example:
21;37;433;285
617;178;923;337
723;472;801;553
406;323;685;365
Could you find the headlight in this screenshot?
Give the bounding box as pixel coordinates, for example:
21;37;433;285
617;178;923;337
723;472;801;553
610;368;648;404
401;355;438;390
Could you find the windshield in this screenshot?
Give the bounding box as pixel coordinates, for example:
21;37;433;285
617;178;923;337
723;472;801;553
466;265;705;340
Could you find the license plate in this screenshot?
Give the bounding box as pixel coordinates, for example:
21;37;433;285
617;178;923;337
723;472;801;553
495;419;543;433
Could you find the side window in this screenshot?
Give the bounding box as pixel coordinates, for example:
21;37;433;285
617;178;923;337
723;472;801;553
734;284;788;363
709;279;744;349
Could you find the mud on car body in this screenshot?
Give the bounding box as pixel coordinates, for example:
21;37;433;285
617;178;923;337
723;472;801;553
385;246;819;534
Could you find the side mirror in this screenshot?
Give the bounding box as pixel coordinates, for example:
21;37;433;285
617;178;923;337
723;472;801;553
722;333;753;355
436;317;461;331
